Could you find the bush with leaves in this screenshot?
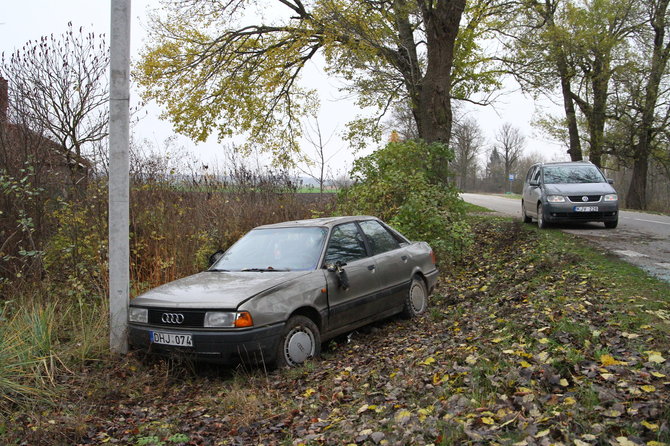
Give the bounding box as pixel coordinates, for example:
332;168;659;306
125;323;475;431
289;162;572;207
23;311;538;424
338;140;471;262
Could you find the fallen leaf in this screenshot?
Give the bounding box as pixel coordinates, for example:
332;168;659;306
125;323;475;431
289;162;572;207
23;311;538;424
535;429;550;438
600;354;627;366
641;420;659;431
646;352;666;364
640;385;656;393
481;417;495;425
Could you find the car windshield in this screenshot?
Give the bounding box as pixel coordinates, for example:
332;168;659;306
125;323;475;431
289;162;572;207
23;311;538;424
543;166;605;184
210;227;328;272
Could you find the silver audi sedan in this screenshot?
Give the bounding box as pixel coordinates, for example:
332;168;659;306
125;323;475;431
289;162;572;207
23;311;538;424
128;216;439;367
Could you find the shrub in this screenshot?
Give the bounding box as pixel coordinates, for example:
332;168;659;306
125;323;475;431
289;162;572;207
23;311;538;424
338;140;471;261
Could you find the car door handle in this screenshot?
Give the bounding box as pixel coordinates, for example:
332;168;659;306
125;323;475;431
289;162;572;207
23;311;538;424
367;265;376;271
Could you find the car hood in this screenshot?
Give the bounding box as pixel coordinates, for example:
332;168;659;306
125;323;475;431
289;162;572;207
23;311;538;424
131;270;312;309
544;182;616;195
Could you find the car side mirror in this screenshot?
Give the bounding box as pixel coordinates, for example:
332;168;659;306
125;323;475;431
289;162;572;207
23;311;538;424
325;261;349;290
208;249;225;267
607;178;614;185
326;260;347;272
529;180;540;187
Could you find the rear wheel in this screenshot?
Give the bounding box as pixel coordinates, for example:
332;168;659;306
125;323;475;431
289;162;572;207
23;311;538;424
604;219;618;229
402;276;428;318
537;204;549;229
522;201;532;223
275;316;320;368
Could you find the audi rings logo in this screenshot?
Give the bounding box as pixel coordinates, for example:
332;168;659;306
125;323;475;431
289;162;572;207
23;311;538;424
161;313;185;324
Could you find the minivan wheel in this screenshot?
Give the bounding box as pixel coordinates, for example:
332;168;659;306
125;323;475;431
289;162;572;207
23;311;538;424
276;316;320;368
604;219;618;229
402;276;428;318
537;204;548;229
522;201;532;223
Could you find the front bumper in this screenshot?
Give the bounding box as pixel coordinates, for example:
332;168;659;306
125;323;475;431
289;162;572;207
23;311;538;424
128;322;285;365
543;201;618;223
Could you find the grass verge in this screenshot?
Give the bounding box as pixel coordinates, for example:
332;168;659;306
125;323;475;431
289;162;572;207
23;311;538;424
2;216;669;445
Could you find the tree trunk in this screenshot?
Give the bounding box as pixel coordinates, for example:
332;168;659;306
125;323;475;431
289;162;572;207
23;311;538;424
557;64;582;161
416;0;466;147
626;0;670;210
626;154;648;209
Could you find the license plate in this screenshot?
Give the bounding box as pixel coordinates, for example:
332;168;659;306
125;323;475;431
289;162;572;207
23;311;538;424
574;206;599;212
150;331;193;347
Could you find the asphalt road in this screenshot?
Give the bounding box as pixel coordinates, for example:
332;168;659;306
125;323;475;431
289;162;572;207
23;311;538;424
461;193;670;283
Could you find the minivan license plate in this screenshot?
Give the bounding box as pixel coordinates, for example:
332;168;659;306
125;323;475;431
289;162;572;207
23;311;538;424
574;206;598;212
151;331;193;347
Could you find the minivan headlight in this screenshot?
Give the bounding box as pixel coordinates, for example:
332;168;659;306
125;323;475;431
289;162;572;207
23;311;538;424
129;307;148;323
204;311;253;328
604;194;618;201
546;195;566;203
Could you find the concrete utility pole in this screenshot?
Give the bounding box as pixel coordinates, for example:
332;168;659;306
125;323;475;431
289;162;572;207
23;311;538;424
109;0;131;354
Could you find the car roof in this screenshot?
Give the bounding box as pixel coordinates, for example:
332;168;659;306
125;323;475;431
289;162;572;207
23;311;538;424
254;215;379;230
534;161;596;168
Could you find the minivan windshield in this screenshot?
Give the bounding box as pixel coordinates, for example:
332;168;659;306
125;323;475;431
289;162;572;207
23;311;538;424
210;227;327;272
543;165;606;184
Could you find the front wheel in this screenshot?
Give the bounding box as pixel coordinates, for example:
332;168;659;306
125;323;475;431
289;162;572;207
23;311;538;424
604;219;618;229
275;316;320;368
402;276;428;318
537;204;549;229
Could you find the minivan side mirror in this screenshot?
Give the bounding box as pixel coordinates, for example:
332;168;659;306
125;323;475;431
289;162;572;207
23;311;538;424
607;178;615;185
529;180;540;187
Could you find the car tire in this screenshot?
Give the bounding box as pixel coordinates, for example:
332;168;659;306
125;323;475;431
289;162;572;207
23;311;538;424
537;203;549;229
604;219;618;229
402;276;428;318
275;315;320;368
522;201;532;223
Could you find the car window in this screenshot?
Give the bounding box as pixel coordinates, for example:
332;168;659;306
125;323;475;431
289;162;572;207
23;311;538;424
526;166;536;183
211;227;327;271
543;165;605;184
532;167;541;183
358;220;400;255
324;223;368;264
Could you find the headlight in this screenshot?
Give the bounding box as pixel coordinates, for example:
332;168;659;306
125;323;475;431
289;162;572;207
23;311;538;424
604;194;618;201
546;195;566;203
129;307;148;323
204;311;253;328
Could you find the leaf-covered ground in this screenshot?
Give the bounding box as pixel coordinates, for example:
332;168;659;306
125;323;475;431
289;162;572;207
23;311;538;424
5;219;670;445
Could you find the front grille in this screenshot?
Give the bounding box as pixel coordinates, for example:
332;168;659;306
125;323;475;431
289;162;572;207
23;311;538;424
148;309;206;328
567;195;601;203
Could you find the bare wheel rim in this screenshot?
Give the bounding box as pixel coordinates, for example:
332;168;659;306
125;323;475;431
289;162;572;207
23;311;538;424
283;326;315;366
409;281;426;313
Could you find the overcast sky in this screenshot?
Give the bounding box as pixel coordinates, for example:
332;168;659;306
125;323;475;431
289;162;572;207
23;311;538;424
0;1;568;178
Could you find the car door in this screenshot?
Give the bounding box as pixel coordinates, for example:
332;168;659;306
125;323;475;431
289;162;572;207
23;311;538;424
358;219;410;310
323;222;381;331
526;166;543;217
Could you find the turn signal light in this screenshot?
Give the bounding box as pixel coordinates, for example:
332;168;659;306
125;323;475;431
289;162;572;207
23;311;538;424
234;311;254;328
430;250;437;265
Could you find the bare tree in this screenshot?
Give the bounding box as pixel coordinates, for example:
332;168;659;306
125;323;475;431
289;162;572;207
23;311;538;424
296;119;342;195
1;23;109;183
452;117;485;191
495;123;525;186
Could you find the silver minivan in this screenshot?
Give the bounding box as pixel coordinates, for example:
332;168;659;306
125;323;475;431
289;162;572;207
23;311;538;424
521;161;619;229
